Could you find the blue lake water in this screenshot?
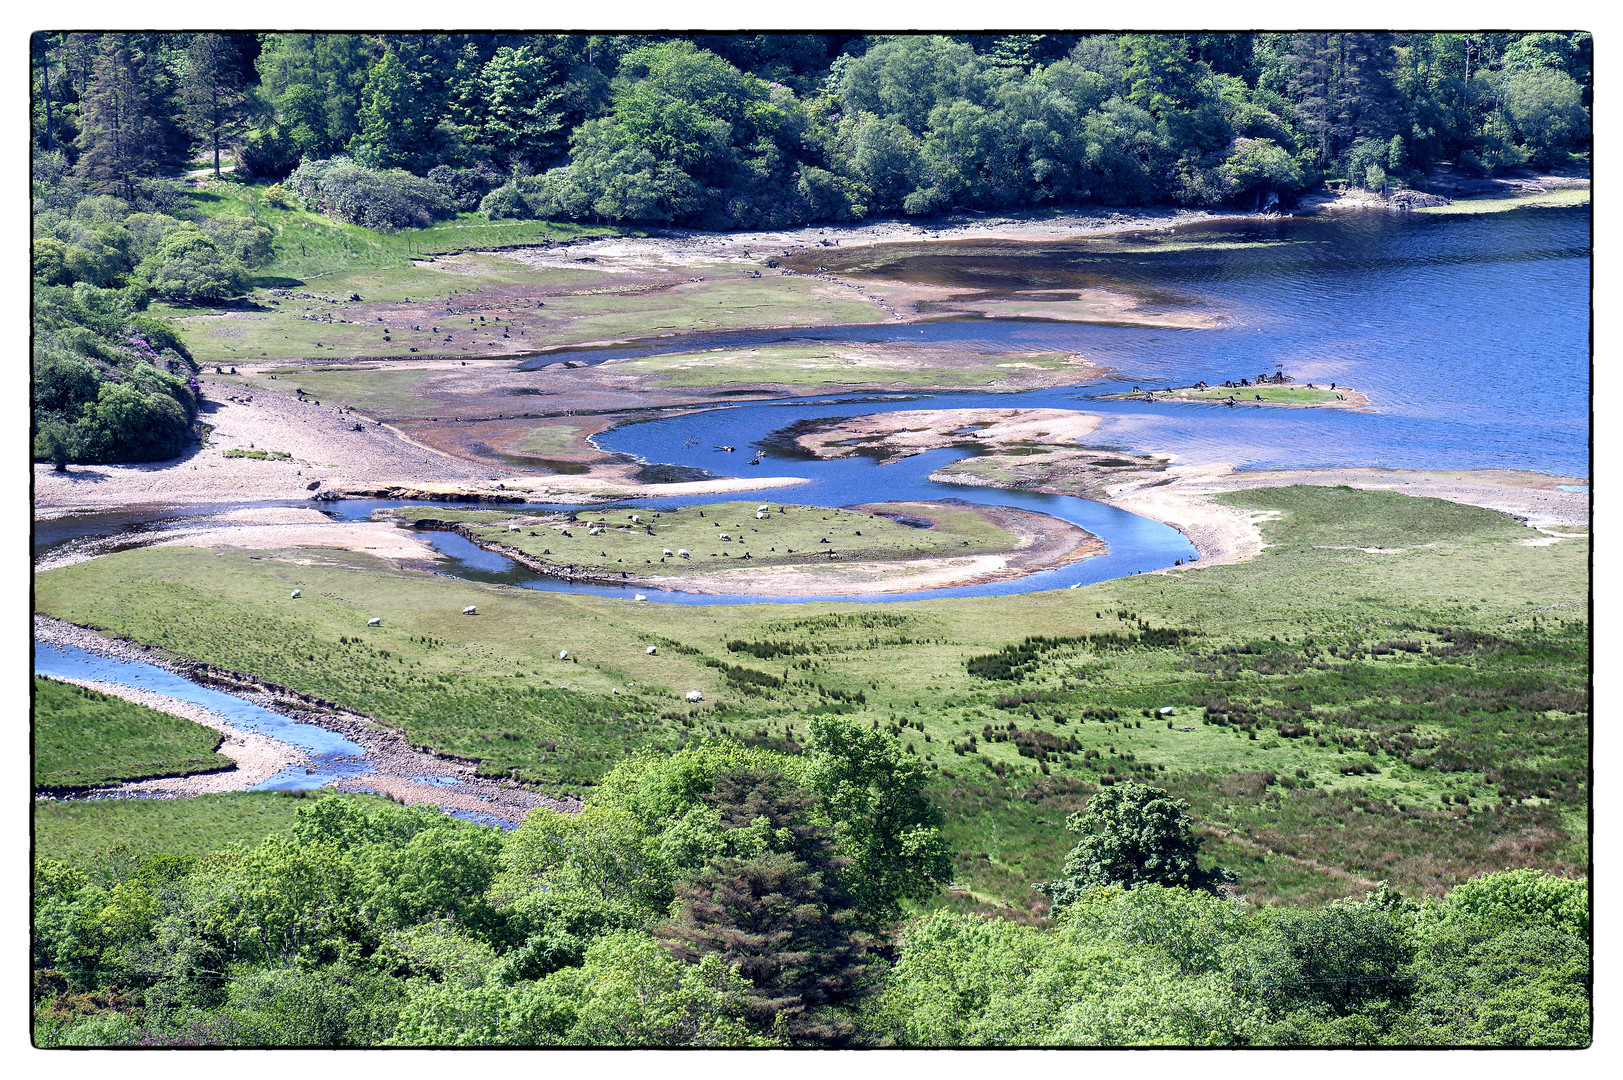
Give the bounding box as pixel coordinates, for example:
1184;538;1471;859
36;205;1591;607
531;205;1589;478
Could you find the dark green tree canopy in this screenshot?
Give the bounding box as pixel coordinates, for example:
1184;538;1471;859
1039;782;1231;908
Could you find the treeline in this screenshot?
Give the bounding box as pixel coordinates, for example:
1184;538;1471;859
34;32;1592;231
33;721;1590;1047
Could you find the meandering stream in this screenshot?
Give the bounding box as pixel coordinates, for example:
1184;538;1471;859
33;204;1589;793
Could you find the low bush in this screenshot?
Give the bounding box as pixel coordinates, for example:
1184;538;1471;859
288;157;456;230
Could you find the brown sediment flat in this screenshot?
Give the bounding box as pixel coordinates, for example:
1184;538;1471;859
793;407;1103;464
31;377;806;518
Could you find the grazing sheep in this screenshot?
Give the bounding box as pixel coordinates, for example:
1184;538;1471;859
508;523;521;531
756;511;767;519
463;605;477;615
559;650;569;660
630;514;641;523
678;549;690;558
685;690;703;701
368;617;382;626
647;645;658;655
663;548;674;556
634;594;648;601
719;533;731;541
290;589;301;598
589;526;601;535
758;505;770;512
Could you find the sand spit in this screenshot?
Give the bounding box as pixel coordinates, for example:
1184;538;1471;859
794;406;1587;571
432;499;1103;597
1076;463;1586;569
794;407;1103;464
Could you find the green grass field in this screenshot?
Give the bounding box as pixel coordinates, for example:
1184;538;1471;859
1106;385;1345;405
601;344;1082;389
164;260;889;368
181;179;623;279
33;791;395;865
33;677;233;791
1412;186;1591;216
33;485;1587;907
403;500;1027;577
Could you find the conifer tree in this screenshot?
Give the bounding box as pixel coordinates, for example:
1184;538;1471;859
182;33;247;178
75;36;160;198
659;767;869;1045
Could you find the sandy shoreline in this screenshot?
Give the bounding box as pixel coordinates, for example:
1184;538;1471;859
32;378;810;518
790;406;1587;570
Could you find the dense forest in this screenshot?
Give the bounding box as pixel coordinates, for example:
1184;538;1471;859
35;32;1593;226
29;32;1592;467
33;723;1591;1046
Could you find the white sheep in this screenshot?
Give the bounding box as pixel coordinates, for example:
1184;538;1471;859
589;526;601;535
367;617;382;626
508;523;521;532
462;605;477;615
685;690;703;701
756;511;767;519
634;594;647;601
646;645;658;655
678;549;690;558
630;514;641;523
663;548;674;556
290;589;301;598
719;533;731;541
559;649;569;660
758;505;770;512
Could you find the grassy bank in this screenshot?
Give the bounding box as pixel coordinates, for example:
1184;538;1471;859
598;343;1090;390
33;485;1587;907
1106;385;1350;406
33;790;395;865
182;179;625;279
401;500;1030;578
33;677;233;791
1413;186;1591;216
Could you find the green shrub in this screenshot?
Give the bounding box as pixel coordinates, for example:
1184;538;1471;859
288;157;456;229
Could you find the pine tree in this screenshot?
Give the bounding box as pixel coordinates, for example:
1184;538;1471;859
182;33;247;178
354;47;436;170
75;35;160;199
659;767;869;1045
